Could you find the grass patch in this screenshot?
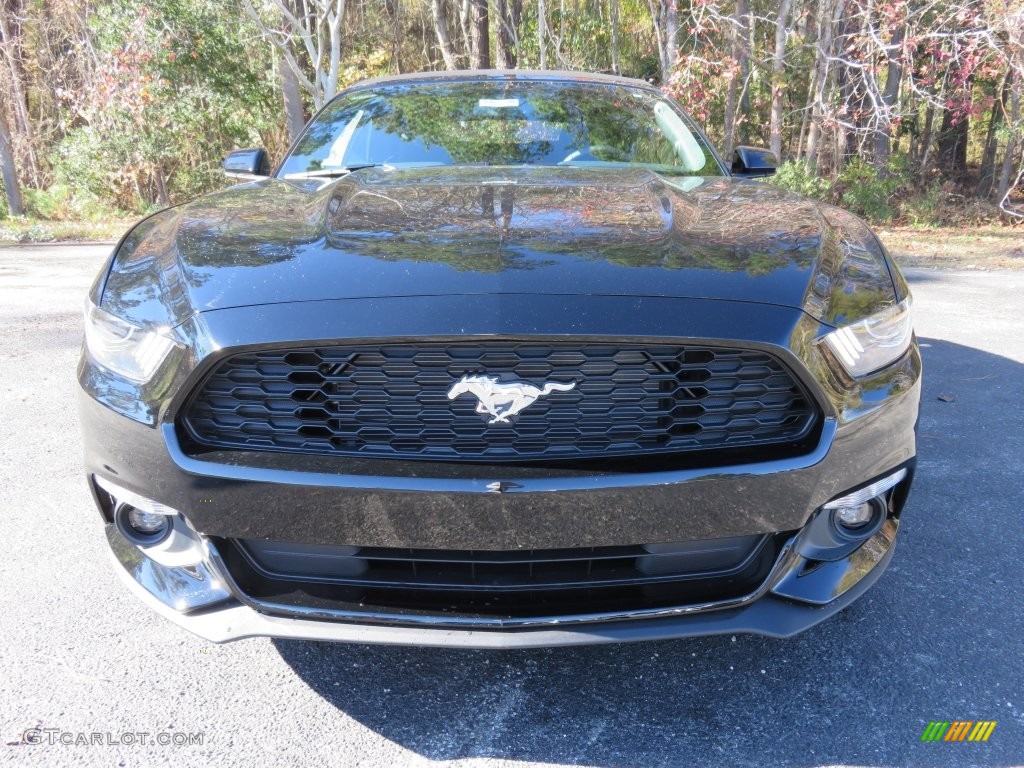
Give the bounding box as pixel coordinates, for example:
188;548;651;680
0;217;133;244
878;225;1024;270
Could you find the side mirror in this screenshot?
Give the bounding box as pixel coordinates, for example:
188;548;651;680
223;148;270;180
731;146;777;177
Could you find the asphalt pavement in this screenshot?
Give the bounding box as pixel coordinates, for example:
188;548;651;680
1;243;1021;767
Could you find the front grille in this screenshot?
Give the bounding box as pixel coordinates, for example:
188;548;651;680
220;534;781;620
181;340;817;462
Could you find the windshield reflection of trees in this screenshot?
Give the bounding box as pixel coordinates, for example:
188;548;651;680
286;83;718;173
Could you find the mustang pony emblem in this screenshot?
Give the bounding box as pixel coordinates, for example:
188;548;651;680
447;375;577;424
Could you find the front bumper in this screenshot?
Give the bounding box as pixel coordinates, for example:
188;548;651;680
80;296;921;647
105;517;900;648
85;385;916;646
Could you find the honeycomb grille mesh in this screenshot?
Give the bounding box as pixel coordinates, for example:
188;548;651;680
181;341;817;461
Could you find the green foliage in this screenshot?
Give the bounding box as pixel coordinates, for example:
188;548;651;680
23;183;113;222
515;0;657;77
22;188;60;219
836;157;910;223
770;161;831;200
47;0;281;214
768;157;983;226
337;47;392;91
5;0;1019;232
901;182;944;227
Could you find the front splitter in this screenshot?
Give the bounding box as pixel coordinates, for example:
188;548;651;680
105;520;898;649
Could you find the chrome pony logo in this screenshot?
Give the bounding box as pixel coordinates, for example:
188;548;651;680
447;375;576;424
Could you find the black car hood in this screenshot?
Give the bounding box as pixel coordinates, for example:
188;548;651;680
102;166;897;329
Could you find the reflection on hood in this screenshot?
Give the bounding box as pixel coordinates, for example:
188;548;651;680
101;166;895;329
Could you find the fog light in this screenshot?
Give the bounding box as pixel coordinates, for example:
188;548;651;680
126;506;169;534
832;502;874;529
115;504;172;546
822;468;907;541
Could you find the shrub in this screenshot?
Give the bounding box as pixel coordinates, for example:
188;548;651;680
50;124;151;214
770;160;831;200
901;182;943;227
23;188;61;219
22;181;116;222
835;157;910;223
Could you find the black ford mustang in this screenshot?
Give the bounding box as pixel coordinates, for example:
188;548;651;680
79;71;920;648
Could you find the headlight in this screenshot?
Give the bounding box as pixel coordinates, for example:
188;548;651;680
84;302;178;383
821;297;913;377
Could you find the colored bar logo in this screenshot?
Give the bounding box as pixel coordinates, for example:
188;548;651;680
921;721;996;742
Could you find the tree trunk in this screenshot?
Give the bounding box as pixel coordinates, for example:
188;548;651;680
834;12;862;169
646;0;664;80
609;0;621;75
495;0;510;68
737;0;752;145
646;0;675;83
978;71;1011;197
459;0;473;54
796;63;818;160
0;1;38;187
997;80;1021;201
324;0;346;102
0;104;23;216
381;0;402;70
538;0;546;68
936;63;971;177
722;0;750;159
512;0;523;64
495;0;519;68
769;0;791;161
916;101;934;172
280;46;307;142
936;108;969;177
153;164;170;206
431;0;460;69
469;0;490;68
805;0;846;172
664;0;678;79
558;0;570;67
873;24;905;168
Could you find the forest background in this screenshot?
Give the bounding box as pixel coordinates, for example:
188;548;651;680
0;0;1021;245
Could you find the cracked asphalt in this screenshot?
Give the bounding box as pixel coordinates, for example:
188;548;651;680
1;244;1021;767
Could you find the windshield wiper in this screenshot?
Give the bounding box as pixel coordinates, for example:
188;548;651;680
282;163;390;180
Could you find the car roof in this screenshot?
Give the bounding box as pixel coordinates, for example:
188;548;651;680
345;69;658;93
